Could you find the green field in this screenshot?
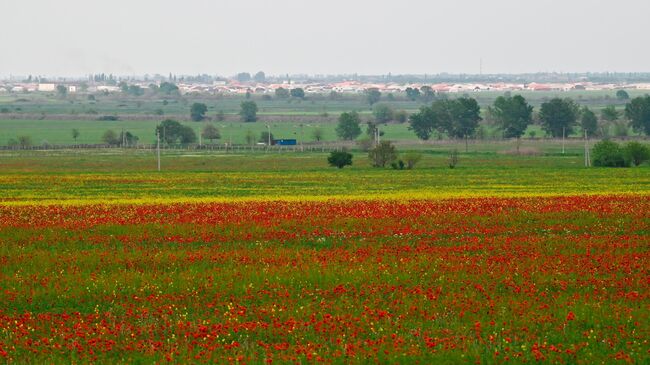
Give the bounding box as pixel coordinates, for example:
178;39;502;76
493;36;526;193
0;89;646;146
1;142;649;363
0;119;573;146
1;149;648;205
0;89;646;117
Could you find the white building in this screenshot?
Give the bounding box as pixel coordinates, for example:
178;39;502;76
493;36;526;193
38;83;56;92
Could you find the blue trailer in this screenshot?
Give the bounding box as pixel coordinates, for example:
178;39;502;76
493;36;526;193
274;139;297;146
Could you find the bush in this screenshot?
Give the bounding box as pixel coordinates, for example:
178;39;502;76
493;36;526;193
102;130;120;146
448;149;459;169
391;160;406;170
17;136;32;148
624;142;650;166
369;141;398;168
97;115;119;121
401;152;422;169
190;102;208;121
327;151;353;169
592;140;628;167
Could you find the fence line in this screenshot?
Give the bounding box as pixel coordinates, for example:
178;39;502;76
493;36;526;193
0;136;647;152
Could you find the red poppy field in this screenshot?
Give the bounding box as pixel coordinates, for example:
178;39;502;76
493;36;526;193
0;195;648;363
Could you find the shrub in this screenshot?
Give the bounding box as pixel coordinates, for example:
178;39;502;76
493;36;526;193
369;141;398;168
102;130;120;146
17;136;32;148
623;142;650;166
401;152;422;169
97;115;119;121
391;160;406;170
448;149;459;169
190;103;208;121
327;151;353;169
592;140;628;167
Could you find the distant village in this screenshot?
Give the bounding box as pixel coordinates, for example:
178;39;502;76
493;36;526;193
2;73;650;96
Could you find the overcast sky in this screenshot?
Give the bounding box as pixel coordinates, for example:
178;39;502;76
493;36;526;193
1;0;648;78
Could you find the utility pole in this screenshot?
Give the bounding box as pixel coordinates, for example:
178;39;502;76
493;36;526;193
267;124;271;149
584;129;590;167
562;126;566;154
156;130;161;171
300;124;304;152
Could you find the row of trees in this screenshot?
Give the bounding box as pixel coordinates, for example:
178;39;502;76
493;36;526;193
406;95;650;144
188;102;258;123
327;142;423;170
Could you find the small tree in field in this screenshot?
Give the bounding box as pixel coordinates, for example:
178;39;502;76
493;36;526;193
336;112;362;140
190;103;208;121
18;136;32;148
592;140;627;167
240;101;258;122
369;141;397;168
365;88;381;106
102;130;119;145
328;151;353;169
312;127;324;142
624;142;650;166
72;129;80;143
448;149;459;169
244;130;256;146
402;152;422;169
201;123;221;144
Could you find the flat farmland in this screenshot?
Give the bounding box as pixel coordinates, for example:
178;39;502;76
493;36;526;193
0;151;648;363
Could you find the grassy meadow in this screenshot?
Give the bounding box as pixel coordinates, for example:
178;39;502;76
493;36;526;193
0;148;649;363
0;114;649;363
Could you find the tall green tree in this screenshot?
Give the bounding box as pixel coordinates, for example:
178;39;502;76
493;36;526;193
408;99;454;141
239;101;258;122
373;104;394;124
190;103;208;121
336;112;362;140
420;86;435;103
405;87;421;101
625;95;650;135
275;88;289;99
492;95;533;139
158;82;179;95
290;88;305;99
448;97;482;140
538;98;579;138
580;107;598;137
601;105;620;122
616;90;630;100
201;123;221;144
156;119;196;144
56;85;67;98
365;88;381;106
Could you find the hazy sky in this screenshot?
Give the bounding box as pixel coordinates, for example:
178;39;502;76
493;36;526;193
1;0;649;77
